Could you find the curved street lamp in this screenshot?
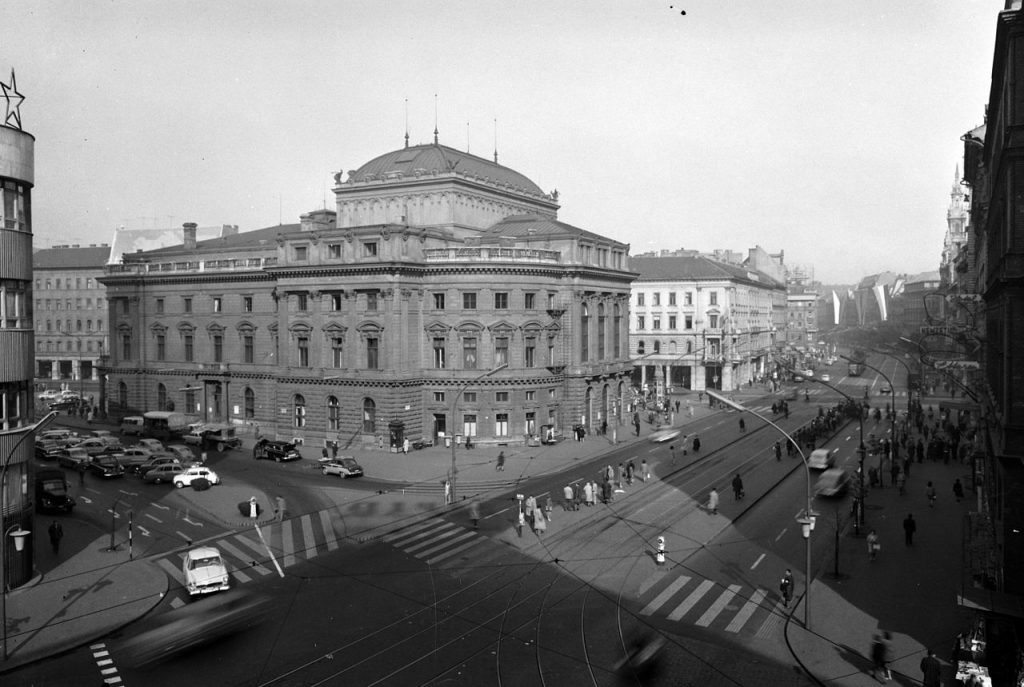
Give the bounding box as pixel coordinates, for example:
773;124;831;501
706;389;816;630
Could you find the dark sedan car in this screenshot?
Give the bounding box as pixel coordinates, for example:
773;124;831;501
88;455;126;479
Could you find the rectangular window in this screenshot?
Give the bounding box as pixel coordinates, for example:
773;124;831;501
243;296;253;313
462;292;477;309
669;292;677;306
462;413;478;438
525;337;536;367
494;336;509;367
121;333;131;359
362;241;378;257
525;411;536;436
120;298;128;314
637;293;645;306
183;297;192;313
156;298;164;314
494;292;508;309
685;292;693;306
495;413;509;437
547;293;556;308
86;278;93;288
709;314;719;328
524;292;535;309
331;337;343;367
463;337;477;369
296;293;308;311
709;292;718;306
495;391;509;403
213;297;222;313
433;292;445;310
669;315;677;330
297;336;309;366
433;337;446;368
525;390;535;401
243;335;254;363
463;392;476;403
328;243;341;259
548;388;556;400
294;246;308;261
366;337;379;369
184;334;194;361
637;316;645;330
433;391;445;402
213;334;223;362
685;315;693;329
653;317;661;330
366;292;377;311
156;334;166;361
652;292;661;306
331;294;342;311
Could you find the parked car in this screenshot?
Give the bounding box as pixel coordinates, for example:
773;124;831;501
820;374;831;382
134;456;184;476
35;438;65;461
39;429;81;448
38;389;61;402
253;439;302;462
879;385;892;394
57;447;91;469
142;464;187;484
321;457;364;478
88;455;126;479
35;468;75;513
814;468;851;497
119;416;145;436
183;424;243;452
74;437;122;456
118;447;165;472
173;466;221;489
181;546;230;597
648;428;683;444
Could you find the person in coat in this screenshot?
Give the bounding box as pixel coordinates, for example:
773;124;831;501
707;488;719;515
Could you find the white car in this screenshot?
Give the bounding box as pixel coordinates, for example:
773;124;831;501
38;389;61;402
820;374;831;382
648;428;683;444
807;448;838;470
321;457;364;478
182;546;229;597
173;465;221;489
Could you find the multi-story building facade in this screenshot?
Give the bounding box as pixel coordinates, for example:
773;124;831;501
784;291;819;346
32;244;110;400
628;252;786;394
0;72;37;589
99;141;636;448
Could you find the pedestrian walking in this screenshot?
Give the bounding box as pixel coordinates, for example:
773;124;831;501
692;435;701;452
707;488;719;515
896;470;906;495
871;632;891;681
403;438;410;454
926;481;937;508
525;495;537;525
867;529;880;560
903;513;916;546
468;500;481;529
919;648;941;687
516;507;525;538
953;478;964;503
732;473;744;500
617;463;625;489
779;569;794;607
738;418;746;433
534;508;547;535
626;459;635;485
545;495;554;522
583;481;594;506
78;462;86;485
563;485;575;511
48;520;63;554
444;479;452;506
669;444;677;466
774;441;782;461
321;446;329;461
496;451;506;471
641;458;649;483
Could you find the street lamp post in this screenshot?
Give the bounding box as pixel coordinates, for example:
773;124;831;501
2;410;58;661
872;347;915;413
450;364;507;504
843;355;898;482
706;389;816;629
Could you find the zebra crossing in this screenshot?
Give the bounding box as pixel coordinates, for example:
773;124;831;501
158;510;341;608
382;516;497;568
635;568;785;636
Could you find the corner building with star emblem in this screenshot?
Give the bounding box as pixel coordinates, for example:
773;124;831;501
99;141;636;451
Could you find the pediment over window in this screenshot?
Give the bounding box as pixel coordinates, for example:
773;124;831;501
150;323;167;334
288;322;312;334
487;320;516;335
176;322;195;333
236;320;256;333
455;320;484;334
206;323;225;334
424;320;452;335
356;321;384;334
322;321;347;335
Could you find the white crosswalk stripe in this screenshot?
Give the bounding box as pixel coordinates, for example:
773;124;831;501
637;572;780;635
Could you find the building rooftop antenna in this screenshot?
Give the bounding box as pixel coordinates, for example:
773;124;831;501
433;93;438;145
493;118;498;164
404;97;409;149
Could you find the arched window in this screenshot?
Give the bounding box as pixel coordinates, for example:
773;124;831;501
294;394;306;428
118;381;128;409
327;395;340;431
362;397;376;433
244;387;255;420
580;303;590;361
157;383;167;411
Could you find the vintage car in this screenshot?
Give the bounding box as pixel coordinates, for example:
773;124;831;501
173;465;221;489
814;468;851;497
182;546;229;597
321;457;364;478
183;423;243;452
807;448;838;471
142;464;187;484
253;439;302;462
88;455;126;479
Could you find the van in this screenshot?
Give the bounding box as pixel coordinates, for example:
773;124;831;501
120;416;145;436
142;411;194;441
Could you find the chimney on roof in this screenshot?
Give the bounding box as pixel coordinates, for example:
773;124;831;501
222;224;239;237
183;222;198;250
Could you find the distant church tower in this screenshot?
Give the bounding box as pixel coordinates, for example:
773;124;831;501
941;166;969;286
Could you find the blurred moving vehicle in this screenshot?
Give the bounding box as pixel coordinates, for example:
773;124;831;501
321;457;364;478
820;374;831;382
807;448;838;471
173;465;220;488
814;468;851;497
647;428;682;444
116;590;270;667
253;439;302;462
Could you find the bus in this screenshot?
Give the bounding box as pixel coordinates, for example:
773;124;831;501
847;350;867;377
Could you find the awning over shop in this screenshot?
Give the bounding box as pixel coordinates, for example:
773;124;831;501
958;588;1024;619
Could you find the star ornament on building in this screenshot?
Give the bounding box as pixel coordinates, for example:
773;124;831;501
1;69;25;130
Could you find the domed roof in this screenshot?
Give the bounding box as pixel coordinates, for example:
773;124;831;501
348;143;544;196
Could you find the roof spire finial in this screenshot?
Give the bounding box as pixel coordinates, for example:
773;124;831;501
433;93;438;145
494;117;498;164
404;97;409;149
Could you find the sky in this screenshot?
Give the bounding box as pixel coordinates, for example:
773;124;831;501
0;0;1000;284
